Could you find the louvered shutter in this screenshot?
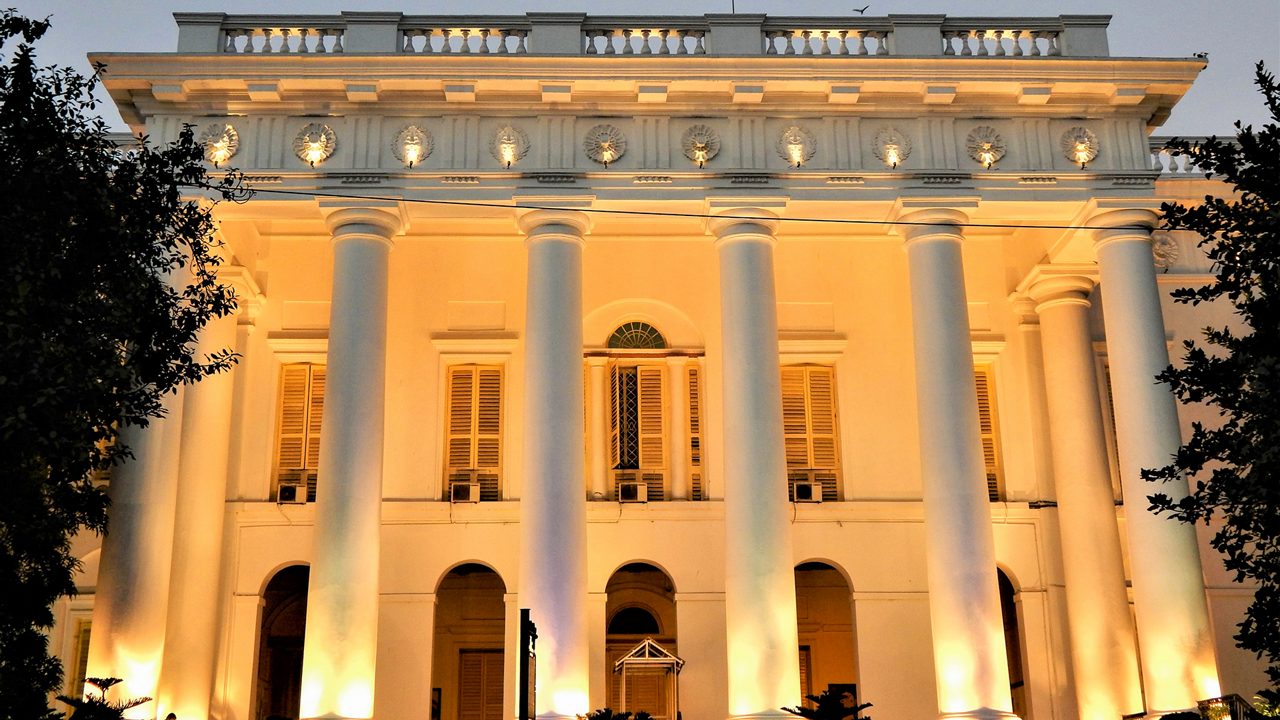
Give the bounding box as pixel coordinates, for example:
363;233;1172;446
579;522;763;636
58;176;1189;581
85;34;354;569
781;366;841;501
626;672;666;719
974;366;1003;501
459;650;504;720
277;364;310;472
806;367;839;501
305;366;325;500
637;365;666;499
445;366;503;501
277;363;324;501
475;367;503;501
610;364;624;469
688;363;704;500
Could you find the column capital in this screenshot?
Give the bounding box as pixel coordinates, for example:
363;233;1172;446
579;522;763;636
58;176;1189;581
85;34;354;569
1089;208;1158;250
707;208;781;246
516;207;592;244
894;207;969;244
1017;264;1098;311
321;204;405;247
218;264;264;325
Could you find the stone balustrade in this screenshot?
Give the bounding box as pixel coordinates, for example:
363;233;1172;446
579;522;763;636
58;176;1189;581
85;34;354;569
401;26;530;54
583;26;707;55
173;12;1113;57
1149;137;1210;174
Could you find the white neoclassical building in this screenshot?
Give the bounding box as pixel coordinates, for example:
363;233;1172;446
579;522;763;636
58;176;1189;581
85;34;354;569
53;10;1266;720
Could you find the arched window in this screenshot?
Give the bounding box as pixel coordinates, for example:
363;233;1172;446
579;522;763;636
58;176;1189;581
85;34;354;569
998;569;1029;718
608;322;667;350
608;606;661;635
254;566;309;720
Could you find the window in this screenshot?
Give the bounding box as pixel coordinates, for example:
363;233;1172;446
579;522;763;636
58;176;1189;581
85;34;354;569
68;621;91;697
611;364;666;501
781;365;841;501
974;365;1004;502
688;363;704;500
275;363;325;502
445;365;503;501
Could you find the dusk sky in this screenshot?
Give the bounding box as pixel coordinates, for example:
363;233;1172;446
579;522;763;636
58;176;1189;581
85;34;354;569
15;0;1280;136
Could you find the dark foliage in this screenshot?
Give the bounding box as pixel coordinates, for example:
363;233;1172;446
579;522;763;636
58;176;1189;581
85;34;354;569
1144;62;1280;701
0;12;243;718
56;678;149;720
782;689;872;720
581;710;653;720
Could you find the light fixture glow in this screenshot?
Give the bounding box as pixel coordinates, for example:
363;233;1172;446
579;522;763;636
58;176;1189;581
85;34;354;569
293;123;337;168
198;124;239;167
776;125;815;168
883;143;901;169
393;125;433;169
490;125;529;169
978;144;997;169
1060;126;1099;170
1074;142;1091;168
681;124;720;169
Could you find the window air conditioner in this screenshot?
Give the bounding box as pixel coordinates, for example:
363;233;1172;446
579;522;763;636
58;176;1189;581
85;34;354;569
277;477;307;504
618;481;648;503
451;481;482;503
793;480;823;503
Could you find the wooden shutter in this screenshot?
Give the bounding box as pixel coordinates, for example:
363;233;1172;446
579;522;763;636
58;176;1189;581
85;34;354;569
974;365;1003;501
277;364;310;472
445;366;503;501
688;363;703;500
610;364;623;469
277;363;324;500
459;650;503;720
798;645;813;702
637;365;666;499
781;366;841;501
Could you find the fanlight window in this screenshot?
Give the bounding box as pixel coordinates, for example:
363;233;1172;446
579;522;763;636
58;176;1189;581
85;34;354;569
608;322;667;350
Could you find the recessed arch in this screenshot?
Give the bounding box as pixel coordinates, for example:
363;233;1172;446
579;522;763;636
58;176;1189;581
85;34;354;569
605;561;680;715
256;560;309;596
795;557;856;591
794;560;859;706
253;564;310;720
608;321;667;349
605;560;679;594
997;567;1030;719
433;560;508;594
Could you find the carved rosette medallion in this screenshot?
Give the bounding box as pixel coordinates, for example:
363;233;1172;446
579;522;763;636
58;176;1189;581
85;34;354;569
490;125;531;167
392;124;433;166
198;123;239;165
584;124;626;166
681;124;721;166
966;126;1006;168
294;123;337;166
776;125;816;166
1151;231;1180;269
1060;126;1099;166
872;127;912;167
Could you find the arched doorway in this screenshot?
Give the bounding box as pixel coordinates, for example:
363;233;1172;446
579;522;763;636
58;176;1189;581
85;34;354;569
605;563;677;718
253;565;309;720
998;569;1029;718
794;562;858;708
432;563;506;720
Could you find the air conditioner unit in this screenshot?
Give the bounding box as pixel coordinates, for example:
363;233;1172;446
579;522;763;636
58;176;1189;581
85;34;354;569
277;478;307;504
793;480;823;503
618;481;648;503
451;481;481;503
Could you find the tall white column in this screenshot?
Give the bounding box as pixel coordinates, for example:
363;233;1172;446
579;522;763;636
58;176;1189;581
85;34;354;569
1091;209;1220;711
155;306;240;720
86;390;185;718
374;593;435;720
896;207;1016;720
299;206;401;720
710;210;801;719
517;208;591;718
667;356;690;501
587;356;609;500
1025;270;1142;719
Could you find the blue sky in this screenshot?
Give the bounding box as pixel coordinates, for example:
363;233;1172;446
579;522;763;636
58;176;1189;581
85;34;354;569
14;0;1280;135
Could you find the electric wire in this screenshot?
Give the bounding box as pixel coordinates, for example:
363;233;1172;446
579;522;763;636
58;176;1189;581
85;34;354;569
197;183;1161;233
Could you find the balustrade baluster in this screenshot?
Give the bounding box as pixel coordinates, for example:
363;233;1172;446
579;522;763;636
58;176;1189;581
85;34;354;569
658;29;670;55
694;31;706;54
331;28;343;53
639;29;651;54
874;30;888;54
675;29;688;55
994;30;1007;56
978;29;991;56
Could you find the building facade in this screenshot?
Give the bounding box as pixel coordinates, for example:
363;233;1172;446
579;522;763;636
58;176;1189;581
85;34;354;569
54;11;1267;720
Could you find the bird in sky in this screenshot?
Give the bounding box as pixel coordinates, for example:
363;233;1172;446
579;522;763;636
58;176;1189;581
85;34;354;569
853;4;871;13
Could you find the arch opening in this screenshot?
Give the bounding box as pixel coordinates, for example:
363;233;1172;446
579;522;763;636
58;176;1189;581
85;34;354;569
998;568;1029;719
794;562;859;710
605;563;678;719
432;563;505;720
253;565;309;720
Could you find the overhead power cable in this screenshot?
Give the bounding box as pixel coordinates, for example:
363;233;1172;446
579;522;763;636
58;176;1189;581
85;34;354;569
194;183;1160;233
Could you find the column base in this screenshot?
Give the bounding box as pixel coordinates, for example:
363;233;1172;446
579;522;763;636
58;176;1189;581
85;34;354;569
938;711;1021;720
729;712;803;720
